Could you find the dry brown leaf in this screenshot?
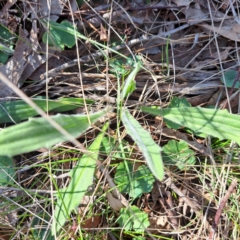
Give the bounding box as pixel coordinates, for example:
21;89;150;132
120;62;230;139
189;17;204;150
31;0;67;22
151;181;161;202
2;27;29;86
0;193;18;229
192;47;232;68
0;27;31;98
18;0;66;82
171;0;191;6
219;0;234;10
29;20;39;52
199;20;240;42
69;0;78;13
81;215;101;229
106;191;124;211
20;43;55;82
149;216;168;228
1;0;17;12
100;24;108;42
184;3;209;23
78;195;95;215
18;0;66;83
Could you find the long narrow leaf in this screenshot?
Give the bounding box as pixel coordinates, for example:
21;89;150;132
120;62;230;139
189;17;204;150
52;123;108;235
141;106;240;144
121;61;141;100
0;110;107;157
0;98;93;123
121;109;164;181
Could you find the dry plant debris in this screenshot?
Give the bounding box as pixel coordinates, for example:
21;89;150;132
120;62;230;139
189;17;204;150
0;0;240;239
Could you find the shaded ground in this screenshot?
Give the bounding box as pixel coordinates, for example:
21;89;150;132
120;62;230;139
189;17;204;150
0;0;240;239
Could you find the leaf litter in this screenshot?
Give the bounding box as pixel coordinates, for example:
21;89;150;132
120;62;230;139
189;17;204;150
0;0;239;239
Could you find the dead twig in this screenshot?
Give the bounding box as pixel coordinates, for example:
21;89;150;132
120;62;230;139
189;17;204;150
39;20;202;80
209;178;238;240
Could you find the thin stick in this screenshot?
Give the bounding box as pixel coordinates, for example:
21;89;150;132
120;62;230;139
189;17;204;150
209;178;238;239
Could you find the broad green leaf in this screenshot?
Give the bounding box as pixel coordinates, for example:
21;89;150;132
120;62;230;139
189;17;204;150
0;156;15;186
0;110;107;157
114;162;155;199
121;61;141;100
220;70;240;88
121;108;164;181
52;123;108;235
162;140;196;170
141;106;240;145
42;20;76;50
0;98;93;123
167;96;191;129
117;206;150;233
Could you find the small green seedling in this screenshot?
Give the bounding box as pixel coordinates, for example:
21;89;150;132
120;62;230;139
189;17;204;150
114;162;155;199
42;20;76;50
162;140;196;170
117;206;150;233
221;70;240;89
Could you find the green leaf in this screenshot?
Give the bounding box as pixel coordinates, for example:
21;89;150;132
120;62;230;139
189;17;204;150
0;156;15;186
162;140;196;170
133;237;146;240
76;0;84;7
0;43;14;55
52;123;108;235
0;25;14;64
220;70;240;88
121;61;141;100
169;96;191;108
109;56;135;77
114;162;155;199
0;98;93;123
0;110;108;157
0;51;9;64
121;108;164;181
42;19;129;60
166;97;191;129
31;211;53;240
117;206;150;233
110;59;130;76
100;137;130;161
42;20;76;50
141;106;240;144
